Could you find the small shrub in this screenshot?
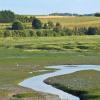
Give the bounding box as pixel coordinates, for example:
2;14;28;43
32;18;42;29
12;21;24;30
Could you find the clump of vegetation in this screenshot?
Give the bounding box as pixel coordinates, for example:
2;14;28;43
45;70;100;100
0;10;15;23
12;21;24;30
95;13;100;17
86;27;97;35
32;17;42;29
47;83;87;99
13;93;36;98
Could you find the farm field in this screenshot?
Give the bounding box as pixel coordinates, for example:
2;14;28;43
0;36;100;99
39;16;100;28
0;16;100;30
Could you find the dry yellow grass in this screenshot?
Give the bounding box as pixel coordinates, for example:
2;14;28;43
36;16;75;19
39;16;100;28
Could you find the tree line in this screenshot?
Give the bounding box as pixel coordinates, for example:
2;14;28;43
0;10;100;37
0;10;100;23
0;10;15;23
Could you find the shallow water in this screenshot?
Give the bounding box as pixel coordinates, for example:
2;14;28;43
19;65;100;100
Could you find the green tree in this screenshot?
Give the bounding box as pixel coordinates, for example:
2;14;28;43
53;22;62;32
86;27;96;35
43;23;48;29
48;21;54;29
0;10;15;23
3;30;11;37
94;13;100;17
12;21;24;30
32;18;42;29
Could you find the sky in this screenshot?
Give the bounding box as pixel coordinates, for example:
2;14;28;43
0;0;100;15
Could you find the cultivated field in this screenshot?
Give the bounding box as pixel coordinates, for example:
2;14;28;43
0;16;100;30
39;16;100;28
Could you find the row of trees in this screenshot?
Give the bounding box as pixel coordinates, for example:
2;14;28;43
0;10;35;23
0;10;100;37
94;13;100;17
0;26;99;37
16;15;35;23
0;10;100;23
11;17;100;35
11;17;42;30
0;10;15;23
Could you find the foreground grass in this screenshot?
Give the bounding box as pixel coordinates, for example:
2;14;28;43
0;36;100;99
0;36;100;51
45;70;100;100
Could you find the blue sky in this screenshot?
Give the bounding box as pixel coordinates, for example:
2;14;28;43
0;0;100;15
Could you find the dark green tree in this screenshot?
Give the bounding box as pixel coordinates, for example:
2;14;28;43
3;30;11;37
0;10;15;23
94;13;100;17
48;21;54;29
43;23;48;29
86;27;96;35
53;22;62;32
12;21;24;30
32;18;42;29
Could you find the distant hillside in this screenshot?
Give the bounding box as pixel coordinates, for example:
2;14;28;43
49;13;94;16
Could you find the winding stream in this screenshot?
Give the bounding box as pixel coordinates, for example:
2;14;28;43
19;65;100;100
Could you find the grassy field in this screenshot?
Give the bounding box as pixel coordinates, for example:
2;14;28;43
0;36;100;99
0;16;100;30
45;70;100;100
39;16;100;28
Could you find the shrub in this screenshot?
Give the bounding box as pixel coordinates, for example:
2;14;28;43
13;93;35;98
3;30;11;37
53;22;62;33
12;21;24;30
48;21;54;29
32;18;42;29
86;27;96;35
28;30;37;37
43;23;49;29
36;31;42;36
63;28;73;36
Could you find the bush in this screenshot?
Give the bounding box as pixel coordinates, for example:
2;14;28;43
43;23;49;29
13;93;35;98
53;22;62;33
36;31;42;36
28;30;37;37
12;21;24;30
32;18;42;29
86;27;96;35
48;21;54;29
3;30;11;37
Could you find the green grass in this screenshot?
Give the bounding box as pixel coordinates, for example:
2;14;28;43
45;70;100;100
13;92;38;98
0;36;100;50
0;36;100;99
0;15;100;99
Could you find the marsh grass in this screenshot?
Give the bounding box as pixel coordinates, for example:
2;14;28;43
45;70;100;100
0;36;100;99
